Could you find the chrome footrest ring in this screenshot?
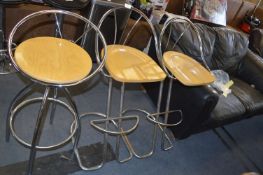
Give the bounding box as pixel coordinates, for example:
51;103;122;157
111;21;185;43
70;112;107;171
146;110;183;127
9;97;78;151
90;115;139;135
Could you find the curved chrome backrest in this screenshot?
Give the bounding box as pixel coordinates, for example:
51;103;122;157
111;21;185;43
96;5;161;78
159;16;209;79
8;9;107;87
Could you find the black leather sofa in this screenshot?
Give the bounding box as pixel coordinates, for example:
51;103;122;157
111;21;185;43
249;28;263;58
144;23;263;139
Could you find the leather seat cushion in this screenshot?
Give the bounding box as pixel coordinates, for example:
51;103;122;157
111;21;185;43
201;77;263;129
231;78;263;114
202;91;246;129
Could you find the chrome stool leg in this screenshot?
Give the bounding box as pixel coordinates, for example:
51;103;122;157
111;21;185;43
109;79;136;163
68;78;126;170
26;87;50;175
115;82;134;163
9;88;79;175
62;88;81;157
147;79;183;151
161;78;174;151
5;82;35;142
49;87;58;124
149;79;183;151
120;81;165;158
152;81;164;153
121;80;183;157
103;78;134;163
70;112;105;170
89;78;139;163
64;88;108;170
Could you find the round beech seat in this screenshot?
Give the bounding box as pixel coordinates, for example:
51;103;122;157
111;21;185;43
14;37;92;84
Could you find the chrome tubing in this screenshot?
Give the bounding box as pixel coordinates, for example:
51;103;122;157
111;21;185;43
26;87;50;175
9;97;78;150
161;78;173;151
49;87;58;124
70;112;105;171
6;82;35;142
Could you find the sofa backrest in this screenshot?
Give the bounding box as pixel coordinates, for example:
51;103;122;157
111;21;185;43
212;27;249;73
170;23;216;68
170;22;249;73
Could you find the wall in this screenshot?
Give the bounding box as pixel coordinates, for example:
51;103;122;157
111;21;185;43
245;0;263;7
5;3;82;41
165;0;263;29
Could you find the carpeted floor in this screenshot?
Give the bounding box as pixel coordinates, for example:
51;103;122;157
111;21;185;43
0;73;262;175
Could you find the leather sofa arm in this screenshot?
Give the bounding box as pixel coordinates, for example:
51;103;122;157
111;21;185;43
144;81;218;139
166;82;219;139
237;49;263;92
249;28;263;57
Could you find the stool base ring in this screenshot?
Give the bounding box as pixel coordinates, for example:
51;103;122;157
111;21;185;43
9;97;78;151
70;112;106;171
146;110;183;127
122;108;177;156
90;115;139;136
70;112;138;168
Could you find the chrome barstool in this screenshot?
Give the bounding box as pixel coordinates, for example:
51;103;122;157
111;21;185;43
88;5;178;161
0;0;27;74
157;16;215;149
6;10;107;175
42;1;136;170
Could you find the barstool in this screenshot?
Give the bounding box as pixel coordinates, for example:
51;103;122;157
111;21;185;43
41;0;119;171
157;16;215;149
88;5;178;162
0;0;27;74
6;9;107;175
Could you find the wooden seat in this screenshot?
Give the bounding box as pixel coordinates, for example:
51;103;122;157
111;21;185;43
163;51;215;86
105;45;166;83
14;37;92;84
